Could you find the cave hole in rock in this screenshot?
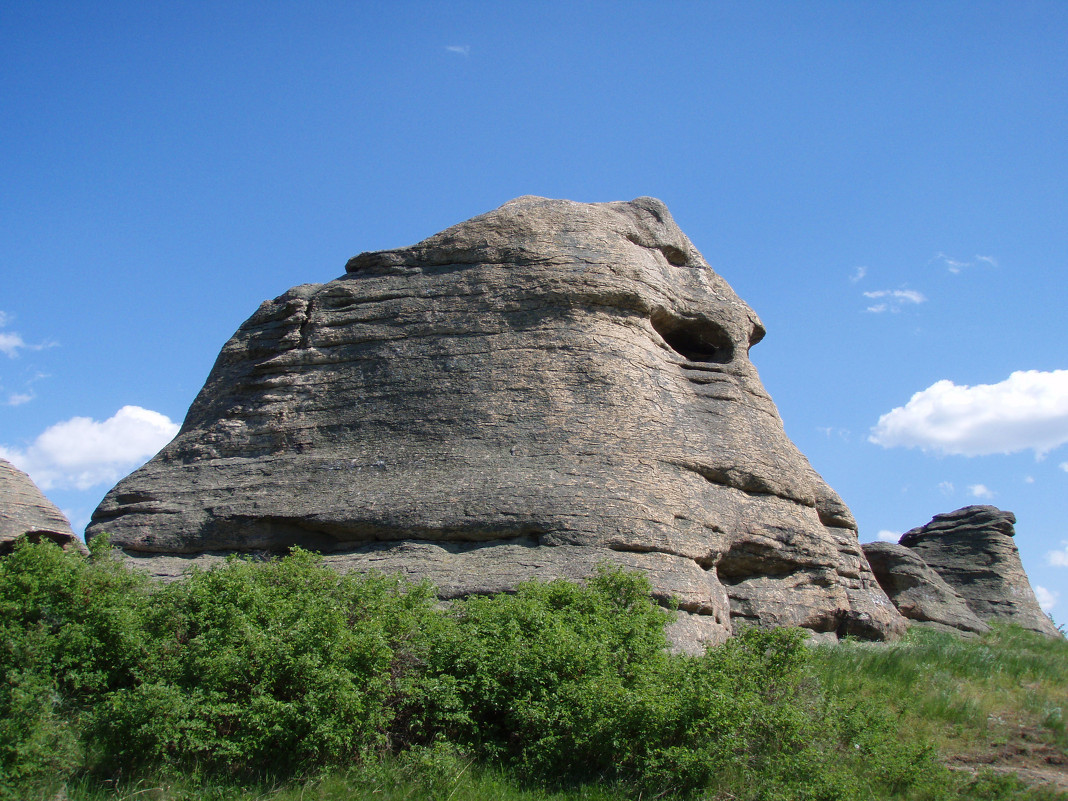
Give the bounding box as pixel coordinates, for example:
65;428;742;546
659;244;688;266
650;309;735;364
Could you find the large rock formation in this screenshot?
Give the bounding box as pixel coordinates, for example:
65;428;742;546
1;457;85;555
896;506;1059;637
87;196;905;647
862;541;989;635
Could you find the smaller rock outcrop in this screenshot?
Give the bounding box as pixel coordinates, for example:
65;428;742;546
870;506;1059;638
862;542;989;635
1;457;85;555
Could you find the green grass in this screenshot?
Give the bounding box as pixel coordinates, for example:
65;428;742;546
810;624;1068;757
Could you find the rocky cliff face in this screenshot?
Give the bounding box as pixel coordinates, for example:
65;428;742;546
87;196;905;648
1;457;84;555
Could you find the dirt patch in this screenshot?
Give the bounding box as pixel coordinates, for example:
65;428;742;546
947;735;1068;794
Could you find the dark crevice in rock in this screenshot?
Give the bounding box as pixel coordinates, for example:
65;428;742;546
716;542;805;586
650;309;734;364
816;506;855;529
122;517;551;556
605;542;661;556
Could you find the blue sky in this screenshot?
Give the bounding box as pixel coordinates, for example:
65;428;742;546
2;1;1066;624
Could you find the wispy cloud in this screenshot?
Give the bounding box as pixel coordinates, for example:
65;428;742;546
0;311;55;358
876;530;899;543
849;266;867;284
938;481;955;495
6;392;33;407
931;252;998;274
1046;541;1068;567
0;331;27;358
863;289;926;313
0;405;179;491
816;426;850;441
931;252;971;274
446;45;471;57
870;369;1068;457
968;483;994;499
0;311;26;358
1035;585;1058;613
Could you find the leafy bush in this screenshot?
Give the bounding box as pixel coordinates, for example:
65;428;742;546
91;549;439;777
0;536;147;796
404;568;952;799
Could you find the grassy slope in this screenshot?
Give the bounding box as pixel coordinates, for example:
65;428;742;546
810;625;1068;794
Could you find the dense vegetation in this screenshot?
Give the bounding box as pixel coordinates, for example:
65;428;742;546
1;538;1065;800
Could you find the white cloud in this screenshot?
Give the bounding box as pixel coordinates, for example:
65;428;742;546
1061;462;1068;473
863;289;926;313
0;405;179;491
0;331;28;358
1034;585;1058;613
870;370;1068;457
938;481;955;495
1046;541;1068;567
968;483;994;499
446;45;471;56
876;530;899;543
850;266;867;283
6;392;33;406
974;254;998;268
1024;475;1035;484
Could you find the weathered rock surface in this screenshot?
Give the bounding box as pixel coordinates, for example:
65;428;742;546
899;506;1060;637
862;541;989;635
87;196;905;647
1;457;85;555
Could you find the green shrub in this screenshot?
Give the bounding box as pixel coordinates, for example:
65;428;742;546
402;567;951;799
91;549;439;777
0;536;147;796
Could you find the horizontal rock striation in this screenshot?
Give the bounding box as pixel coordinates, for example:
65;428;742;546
898;506;1059;638
1;457;85;555
88;196;905;648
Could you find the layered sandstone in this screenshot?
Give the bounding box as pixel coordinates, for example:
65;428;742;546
88;196;905;647
1;457;85;555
